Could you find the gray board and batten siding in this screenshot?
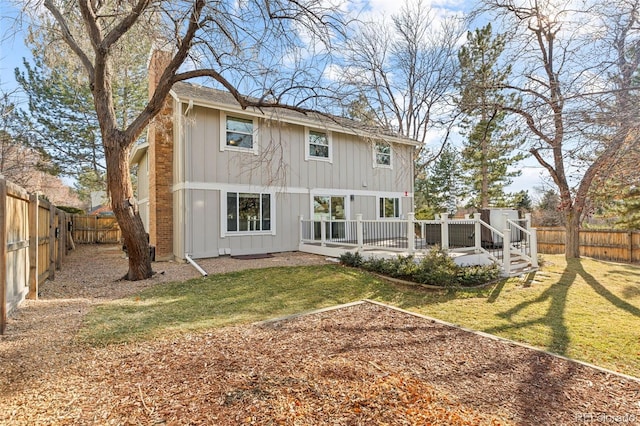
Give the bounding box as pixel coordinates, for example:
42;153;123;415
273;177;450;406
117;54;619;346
162;82;418;260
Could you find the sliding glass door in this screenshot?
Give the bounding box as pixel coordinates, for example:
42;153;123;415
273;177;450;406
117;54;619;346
313;196;346;240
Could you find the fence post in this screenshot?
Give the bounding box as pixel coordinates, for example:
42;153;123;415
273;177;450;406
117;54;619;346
440;213;449;250
0;179;6;334
503;228;511;276
407;212;415;254
474;213;482;253
57;210;64;269
0;178;7;334
49;204;55;280
28;193;38;300
356;214;363;250
320;216;326;247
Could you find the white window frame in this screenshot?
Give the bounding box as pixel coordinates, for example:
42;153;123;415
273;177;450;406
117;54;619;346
305;127;332;163
220;111;259;154
377;196;401;219
373;141;393;169
221;190;276;237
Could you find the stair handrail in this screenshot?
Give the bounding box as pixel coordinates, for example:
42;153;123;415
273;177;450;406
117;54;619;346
476;219;505;267
507;218;538;268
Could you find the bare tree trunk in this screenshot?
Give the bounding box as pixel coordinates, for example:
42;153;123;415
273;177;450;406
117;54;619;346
105;136;152;280
565;212;581;259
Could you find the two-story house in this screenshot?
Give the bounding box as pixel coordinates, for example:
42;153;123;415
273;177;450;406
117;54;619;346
132;54;419;261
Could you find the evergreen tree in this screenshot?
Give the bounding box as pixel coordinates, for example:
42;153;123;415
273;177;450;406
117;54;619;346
457;24;526;209
510;190;533;213
415;143;462;218
533;190;565;227
15;58;104;179
15;13;150;184
615;187;640;229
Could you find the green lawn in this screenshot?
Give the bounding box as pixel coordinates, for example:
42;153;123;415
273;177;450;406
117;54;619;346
78;256;640;378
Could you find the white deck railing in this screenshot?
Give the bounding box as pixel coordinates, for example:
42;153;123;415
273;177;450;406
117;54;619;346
299;212;538;275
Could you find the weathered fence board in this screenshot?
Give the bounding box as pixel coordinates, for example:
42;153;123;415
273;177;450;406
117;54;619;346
5;183;30;321
537;227;640;263
0;178;68;334
71;215;121;244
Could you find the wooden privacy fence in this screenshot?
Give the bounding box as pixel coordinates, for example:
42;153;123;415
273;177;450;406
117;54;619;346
1;178;70;334
72;215;121;244
537;227;640;263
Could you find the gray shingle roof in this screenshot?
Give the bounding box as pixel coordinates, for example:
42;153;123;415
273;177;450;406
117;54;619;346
170;82;419;146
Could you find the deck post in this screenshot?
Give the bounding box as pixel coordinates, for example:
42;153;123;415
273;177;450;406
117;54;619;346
440;213;449;250
474;213;482;253
525;213;532;230
356;214;363;250
407;213;415;254
320;216;326;247
299;215;304;245
503;228;511;276
530;227;538;268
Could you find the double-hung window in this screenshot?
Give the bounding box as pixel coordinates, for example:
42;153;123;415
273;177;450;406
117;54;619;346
305;128;332;162
226;192;272;233
374;142;392;168
221;113;257;152
379;197;400;219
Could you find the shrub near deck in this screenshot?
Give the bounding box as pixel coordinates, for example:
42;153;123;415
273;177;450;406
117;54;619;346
339;249;500;287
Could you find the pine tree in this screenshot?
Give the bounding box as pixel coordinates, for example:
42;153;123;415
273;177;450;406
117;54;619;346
616;187;640;229
415;143;462;218
457;24;526;209
15;16;150;184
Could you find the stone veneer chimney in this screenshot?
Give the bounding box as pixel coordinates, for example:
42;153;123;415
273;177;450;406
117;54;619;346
147;50;174;260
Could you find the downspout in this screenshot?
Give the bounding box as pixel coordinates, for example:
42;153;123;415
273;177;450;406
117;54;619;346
186;253;208;277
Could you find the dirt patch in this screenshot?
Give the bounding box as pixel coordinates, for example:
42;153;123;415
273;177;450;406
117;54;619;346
1;245;639;425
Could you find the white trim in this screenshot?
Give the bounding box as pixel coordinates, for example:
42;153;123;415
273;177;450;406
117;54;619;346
172;181;413;200
304;127;333;163
373;141;393;169
219;111;259;155
309;188;411;199
220;189;276;237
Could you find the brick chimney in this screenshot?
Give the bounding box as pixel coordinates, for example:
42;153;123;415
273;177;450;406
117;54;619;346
147;50;174;260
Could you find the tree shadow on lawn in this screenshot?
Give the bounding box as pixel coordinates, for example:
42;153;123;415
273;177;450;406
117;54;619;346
481;260;598;424
482;258;640;358
485;265;573;356
574;261;640;319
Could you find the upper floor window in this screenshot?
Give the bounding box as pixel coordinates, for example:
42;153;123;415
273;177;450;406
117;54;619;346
226;116;253;148
220;112;258;153
379;197;400;219
305;128;332;162
374;142;392;168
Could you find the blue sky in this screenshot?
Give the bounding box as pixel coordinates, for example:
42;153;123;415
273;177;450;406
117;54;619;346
0;2;29;101
0;1;31;103
0;0;547;196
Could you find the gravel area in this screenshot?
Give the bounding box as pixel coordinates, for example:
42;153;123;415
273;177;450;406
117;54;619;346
1;244;639;425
